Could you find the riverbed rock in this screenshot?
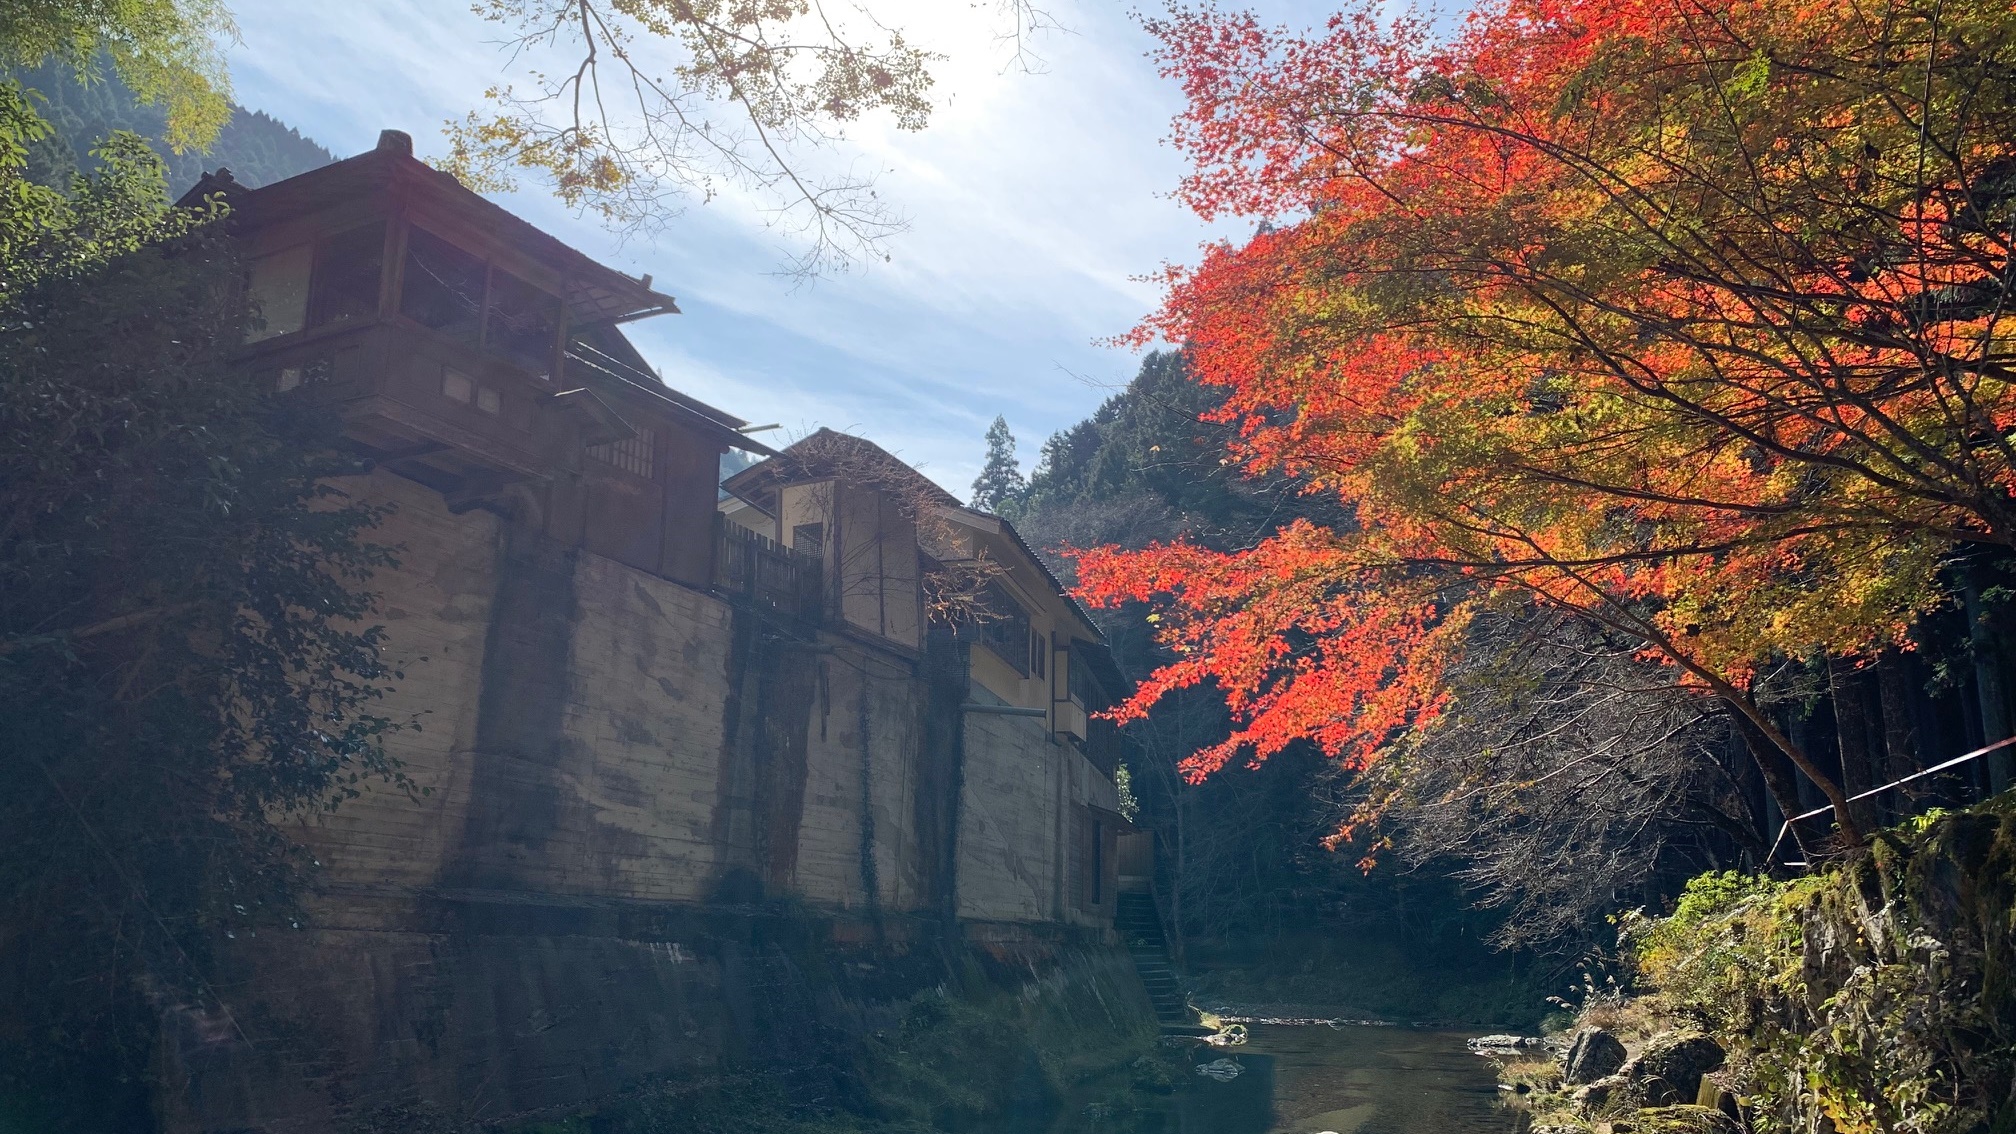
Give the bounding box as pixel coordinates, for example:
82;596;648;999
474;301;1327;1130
1468;1033;1543;1054
1563;1027;1628;1084
1572;1074;1623;1114
1637;1075;1682;1106
1130;1055;1175;1093
1621;1033;1725;1105
1195;1058;1243;1081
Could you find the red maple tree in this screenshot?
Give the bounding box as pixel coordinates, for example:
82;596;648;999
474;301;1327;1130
1076;0;2016;843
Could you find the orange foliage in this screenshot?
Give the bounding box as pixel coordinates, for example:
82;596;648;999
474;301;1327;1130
1075;0;2016;832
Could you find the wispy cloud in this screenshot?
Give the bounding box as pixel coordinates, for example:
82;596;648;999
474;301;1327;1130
223;0;1317;494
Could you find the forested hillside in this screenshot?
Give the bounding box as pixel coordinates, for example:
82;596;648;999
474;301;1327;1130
981;0;2016;1095
10;59;334;195
997;336;2016;1019
998;355;1538;1021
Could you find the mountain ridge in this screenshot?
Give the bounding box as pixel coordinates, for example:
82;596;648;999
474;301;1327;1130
11;58;336;195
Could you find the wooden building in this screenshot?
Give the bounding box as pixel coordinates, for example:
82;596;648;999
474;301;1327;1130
153;130;1141;1132
721;430;1135;925
193;128;757;587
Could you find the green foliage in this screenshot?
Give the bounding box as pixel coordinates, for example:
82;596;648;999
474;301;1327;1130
0;91;202;299
0;92;399;1129
968;414;1026;514
1627;803;2016;1134
0;0;235;152
10;55;334;196
1015;351;1353;555
1113;762;1139;821
1019;352;1260;546
1647;871;1780;942
865;991;1048;1127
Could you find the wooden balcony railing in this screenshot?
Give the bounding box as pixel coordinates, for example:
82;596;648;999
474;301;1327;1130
714;515;823;623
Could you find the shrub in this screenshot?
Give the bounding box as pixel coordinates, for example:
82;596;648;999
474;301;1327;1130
1626;804;2016;1134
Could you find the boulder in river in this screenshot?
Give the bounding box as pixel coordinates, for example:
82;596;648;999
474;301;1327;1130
1562;1027;1627;1084
1195;1058;1244;1082
1467;1033;1542;1054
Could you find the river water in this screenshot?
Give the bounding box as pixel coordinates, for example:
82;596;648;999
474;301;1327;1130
1171;1023;1522;1134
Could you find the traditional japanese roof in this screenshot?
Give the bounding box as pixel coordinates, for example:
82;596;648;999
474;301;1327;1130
723;429;1113;651
183;130;773;457
178;129;680;327
720;427;959;510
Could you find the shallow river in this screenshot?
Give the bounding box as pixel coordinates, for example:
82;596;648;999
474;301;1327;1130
1174;1023;1522;1134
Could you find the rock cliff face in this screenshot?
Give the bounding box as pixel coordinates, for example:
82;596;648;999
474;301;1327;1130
1630;799;2016;1134
1509;800;2015;1134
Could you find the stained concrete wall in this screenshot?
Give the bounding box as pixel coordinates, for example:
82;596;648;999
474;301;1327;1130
287;468;955;916
166;465;1119;1132
294;470;498;892
955;706;1122;931
159;906;1152;1134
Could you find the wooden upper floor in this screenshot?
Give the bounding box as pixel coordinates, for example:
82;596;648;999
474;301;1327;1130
187;129;767;589
190;132;1129;773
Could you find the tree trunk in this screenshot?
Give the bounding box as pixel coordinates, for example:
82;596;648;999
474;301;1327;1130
1876;650;1923;817
1549;578;1865;841
1727;710;1817;864
1719;691;1864;846
1830;658;1884;833
1729;725;1776;857
1962;564;2015;796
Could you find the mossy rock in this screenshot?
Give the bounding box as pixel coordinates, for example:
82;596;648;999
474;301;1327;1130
1621;1033;1723;1106
1128;1054;1177;1094
1628;1105;1740;1134
1626;798;2016;1134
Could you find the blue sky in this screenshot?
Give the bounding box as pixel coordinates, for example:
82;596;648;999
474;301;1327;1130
223;1;1325;494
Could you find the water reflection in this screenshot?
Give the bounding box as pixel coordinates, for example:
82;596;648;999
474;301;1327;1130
1177;1024;1521;1134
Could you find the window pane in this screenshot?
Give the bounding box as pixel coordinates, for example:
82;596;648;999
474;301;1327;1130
1069;648;1101;707
980;584;1032;677
306;223;383;327
485;269;561;376
246;244;311;341
400;227;485;346
587;431;655;479
792;523;825;557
